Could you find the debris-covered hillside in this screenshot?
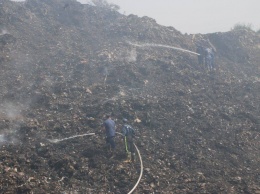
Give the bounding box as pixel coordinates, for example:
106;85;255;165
0;0;259;193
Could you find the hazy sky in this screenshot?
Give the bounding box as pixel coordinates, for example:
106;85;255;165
104;0;260;34
13;0;260;34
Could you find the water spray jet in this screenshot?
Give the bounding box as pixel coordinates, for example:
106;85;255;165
127;41;199;56
48;133;95;143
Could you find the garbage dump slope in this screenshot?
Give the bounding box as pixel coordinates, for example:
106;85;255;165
0;0;259;193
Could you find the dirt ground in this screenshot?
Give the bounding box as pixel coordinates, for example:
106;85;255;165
0;0;259;193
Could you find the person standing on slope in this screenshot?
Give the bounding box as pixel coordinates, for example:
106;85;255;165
121;118;136;162
205;47;213;71
103;114;116;157
196;45;205;66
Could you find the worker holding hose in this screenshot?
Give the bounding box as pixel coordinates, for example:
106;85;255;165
121;118;136;162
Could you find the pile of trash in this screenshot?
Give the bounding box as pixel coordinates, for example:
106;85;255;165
0;0;259;193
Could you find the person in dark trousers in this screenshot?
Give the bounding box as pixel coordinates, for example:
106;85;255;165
210;48;215;70
103;115;116;157
196;45;205;66
121;118;136;162
205;47;214;71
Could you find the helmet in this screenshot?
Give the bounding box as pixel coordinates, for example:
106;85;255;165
123;118;128;123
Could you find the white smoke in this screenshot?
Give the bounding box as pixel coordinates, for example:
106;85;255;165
0;133;19;146
0;134;6;145
0;29;9;36
77;0;96;6
0;103;23;120
126;48;137;62
0;103;25;144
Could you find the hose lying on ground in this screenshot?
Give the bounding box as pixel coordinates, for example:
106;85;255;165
116;132;143;194
48;132;143;193
128;143;143;194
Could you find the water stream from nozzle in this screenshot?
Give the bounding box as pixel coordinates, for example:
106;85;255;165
127;41;200;55
48;133;95;143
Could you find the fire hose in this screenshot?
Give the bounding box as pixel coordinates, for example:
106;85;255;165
116;132;143;194
49;132;143;193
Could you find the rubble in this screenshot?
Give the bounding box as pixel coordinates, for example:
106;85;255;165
0;0;259;193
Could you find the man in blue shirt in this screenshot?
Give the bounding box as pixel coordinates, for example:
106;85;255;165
103;115;116;157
